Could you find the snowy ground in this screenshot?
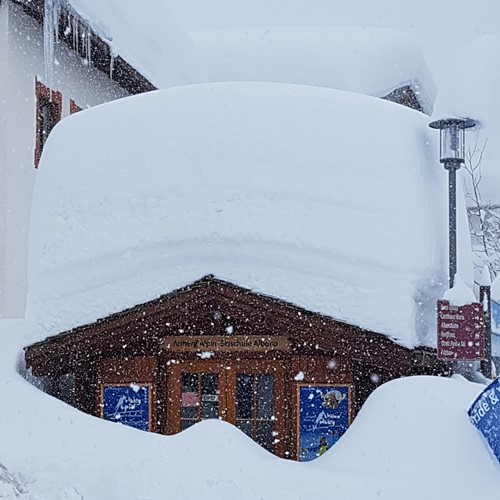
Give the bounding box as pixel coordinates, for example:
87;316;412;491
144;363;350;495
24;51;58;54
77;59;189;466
1;319;500;499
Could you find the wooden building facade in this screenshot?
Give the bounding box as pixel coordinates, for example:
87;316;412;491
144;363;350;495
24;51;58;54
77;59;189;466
25;275;445;460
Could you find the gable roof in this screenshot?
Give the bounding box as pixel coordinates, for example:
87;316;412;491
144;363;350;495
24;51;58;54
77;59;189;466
25;275;442;377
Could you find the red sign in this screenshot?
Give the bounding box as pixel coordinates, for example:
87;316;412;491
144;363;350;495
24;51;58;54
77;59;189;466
437;300;484;361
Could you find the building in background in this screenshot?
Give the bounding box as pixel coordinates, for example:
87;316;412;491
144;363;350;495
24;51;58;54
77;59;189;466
0;0;155;317
0;0;211;317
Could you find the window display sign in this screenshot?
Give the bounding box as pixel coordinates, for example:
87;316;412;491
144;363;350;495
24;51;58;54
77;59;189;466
298;385;350;462
468;377;500;463
102;384;151;431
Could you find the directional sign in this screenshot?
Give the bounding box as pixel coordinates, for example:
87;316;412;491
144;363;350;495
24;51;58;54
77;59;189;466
437;300;484;361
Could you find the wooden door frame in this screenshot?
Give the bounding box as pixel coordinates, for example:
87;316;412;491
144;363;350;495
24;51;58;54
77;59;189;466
226;359;286;457
168;361;229;433
166;359;286;456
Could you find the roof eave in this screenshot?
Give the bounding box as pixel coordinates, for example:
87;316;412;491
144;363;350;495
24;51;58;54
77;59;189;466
11;0;156;95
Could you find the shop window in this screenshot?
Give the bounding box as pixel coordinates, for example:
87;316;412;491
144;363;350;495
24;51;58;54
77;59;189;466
236;373;276;452
180;373;219;430
35;80;62;168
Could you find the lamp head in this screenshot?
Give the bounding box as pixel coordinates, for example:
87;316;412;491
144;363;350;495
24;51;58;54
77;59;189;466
429;117;476;164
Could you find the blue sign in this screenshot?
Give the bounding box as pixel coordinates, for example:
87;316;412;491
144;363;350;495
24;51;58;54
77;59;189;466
468;377;500;462
298;385;350;461
103;385;150;431
492;299;500;334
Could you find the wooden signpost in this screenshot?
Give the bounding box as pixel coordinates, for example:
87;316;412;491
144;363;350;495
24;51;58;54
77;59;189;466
437;300;484;361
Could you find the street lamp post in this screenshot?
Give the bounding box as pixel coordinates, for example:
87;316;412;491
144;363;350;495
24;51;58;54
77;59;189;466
480;266;493;378
429;118;477;288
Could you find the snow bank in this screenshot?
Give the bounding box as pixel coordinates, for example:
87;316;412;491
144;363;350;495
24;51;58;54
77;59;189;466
443;274;477;306
319;374;500;500
2;320;499;499
27;82;472;347
191;26;436;113
65;0;208;88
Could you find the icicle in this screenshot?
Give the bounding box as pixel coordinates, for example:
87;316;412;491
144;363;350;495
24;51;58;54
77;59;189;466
110;51;115;79
63;11;71;37
87;26;92;66
80;26;92;66
43;0;60;92
72;16;78;53
80;29;86;64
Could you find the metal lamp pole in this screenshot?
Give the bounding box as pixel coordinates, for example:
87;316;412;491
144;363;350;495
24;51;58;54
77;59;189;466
429;118;476;288
480;266;493;378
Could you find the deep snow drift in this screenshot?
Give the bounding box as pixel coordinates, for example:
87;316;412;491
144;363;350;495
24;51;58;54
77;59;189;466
191;26;436;113
27;82;472;347
169;0;500;93
1;320;499;499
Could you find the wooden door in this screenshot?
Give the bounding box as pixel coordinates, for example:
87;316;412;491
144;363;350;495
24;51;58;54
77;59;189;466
168;361;228;432
167;360;285;456
226;360;285;456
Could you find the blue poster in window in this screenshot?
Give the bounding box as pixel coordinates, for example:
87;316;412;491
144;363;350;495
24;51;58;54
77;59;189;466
468;377;500;462
298;385;350;461
103;385;150;431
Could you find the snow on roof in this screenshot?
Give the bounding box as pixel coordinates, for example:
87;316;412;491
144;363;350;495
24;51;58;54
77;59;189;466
27;82;473;347
190;26;437;114
64;0;208;88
